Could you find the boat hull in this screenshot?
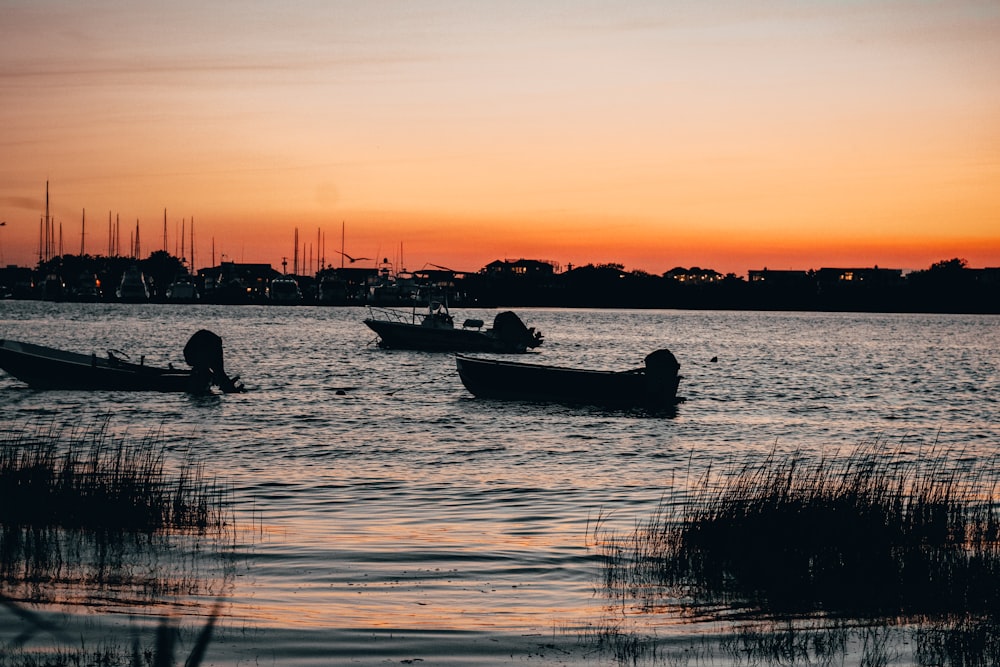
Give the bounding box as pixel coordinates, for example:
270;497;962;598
364;319;533;353
0;340;208;392
455;353;682;410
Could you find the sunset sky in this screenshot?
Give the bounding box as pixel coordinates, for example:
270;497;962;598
1;1;998;276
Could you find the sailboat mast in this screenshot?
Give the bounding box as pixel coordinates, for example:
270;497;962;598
44;181;49;262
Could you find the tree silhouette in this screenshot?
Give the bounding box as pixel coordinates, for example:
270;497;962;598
140;250;186;298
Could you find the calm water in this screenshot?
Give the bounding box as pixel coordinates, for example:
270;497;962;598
0;302;997;665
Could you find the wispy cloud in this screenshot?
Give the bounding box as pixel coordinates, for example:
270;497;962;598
0;196;43;212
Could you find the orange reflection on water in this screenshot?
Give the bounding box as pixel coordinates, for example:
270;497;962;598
224;514;605;633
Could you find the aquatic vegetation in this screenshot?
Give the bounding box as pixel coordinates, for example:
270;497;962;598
0;593;220;667
0;417;230;533
0;418;237;605
601;441;1000;616
0;418;230;666
914;614;1000;667
594;440;1000;664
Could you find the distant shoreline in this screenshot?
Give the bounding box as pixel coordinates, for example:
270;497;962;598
3;256;997;314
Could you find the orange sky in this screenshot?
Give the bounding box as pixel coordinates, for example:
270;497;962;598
1;1;998;276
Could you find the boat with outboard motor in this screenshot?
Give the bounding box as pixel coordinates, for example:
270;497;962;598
364;300;543;353
0;329;245;393
455;349;682;410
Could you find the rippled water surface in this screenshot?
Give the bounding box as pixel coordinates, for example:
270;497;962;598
1;302;997;664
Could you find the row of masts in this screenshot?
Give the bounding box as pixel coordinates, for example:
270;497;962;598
37;184;373;276
38;181;196;269
289;223;394;276
290;226;330;276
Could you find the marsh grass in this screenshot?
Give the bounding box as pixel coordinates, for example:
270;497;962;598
0;417;229;534
600;441;1000;617
0;418;231;666
0;593;221;667
0;524;230;606
593;440;1000;665
0;419;237;607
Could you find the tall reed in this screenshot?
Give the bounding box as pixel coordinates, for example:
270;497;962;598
0;592;221;667
0;417;229;533
600;440;1000;617
0;418;231;666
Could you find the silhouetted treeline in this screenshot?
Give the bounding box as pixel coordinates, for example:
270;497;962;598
463;259;999;313
2;255;997;314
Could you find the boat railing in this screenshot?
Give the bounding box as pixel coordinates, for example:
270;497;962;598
366;305;417;324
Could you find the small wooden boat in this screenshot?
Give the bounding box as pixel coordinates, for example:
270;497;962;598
365;302;543;353
0;330;244;393
455;350;683;410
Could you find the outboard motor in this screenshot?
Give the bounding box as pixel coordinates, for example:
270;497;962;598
643;349;681;406
183;329;244;393
492;311;544;350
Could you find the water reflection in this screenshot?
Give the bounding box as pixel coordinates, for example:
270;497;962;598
2;304;999;664
0;526;233;611
586;604;1000;665
0;417;239;620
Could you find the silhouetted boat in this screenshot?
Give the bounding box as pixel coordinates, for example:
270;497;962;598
455;349;683;409
0;330;244;393
268;276;303;303
317;274;348;305
165;273;199;302
41;274;66;301
116;265;149;302
365;301;543;353
367;260;419;306
71;272;103;302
